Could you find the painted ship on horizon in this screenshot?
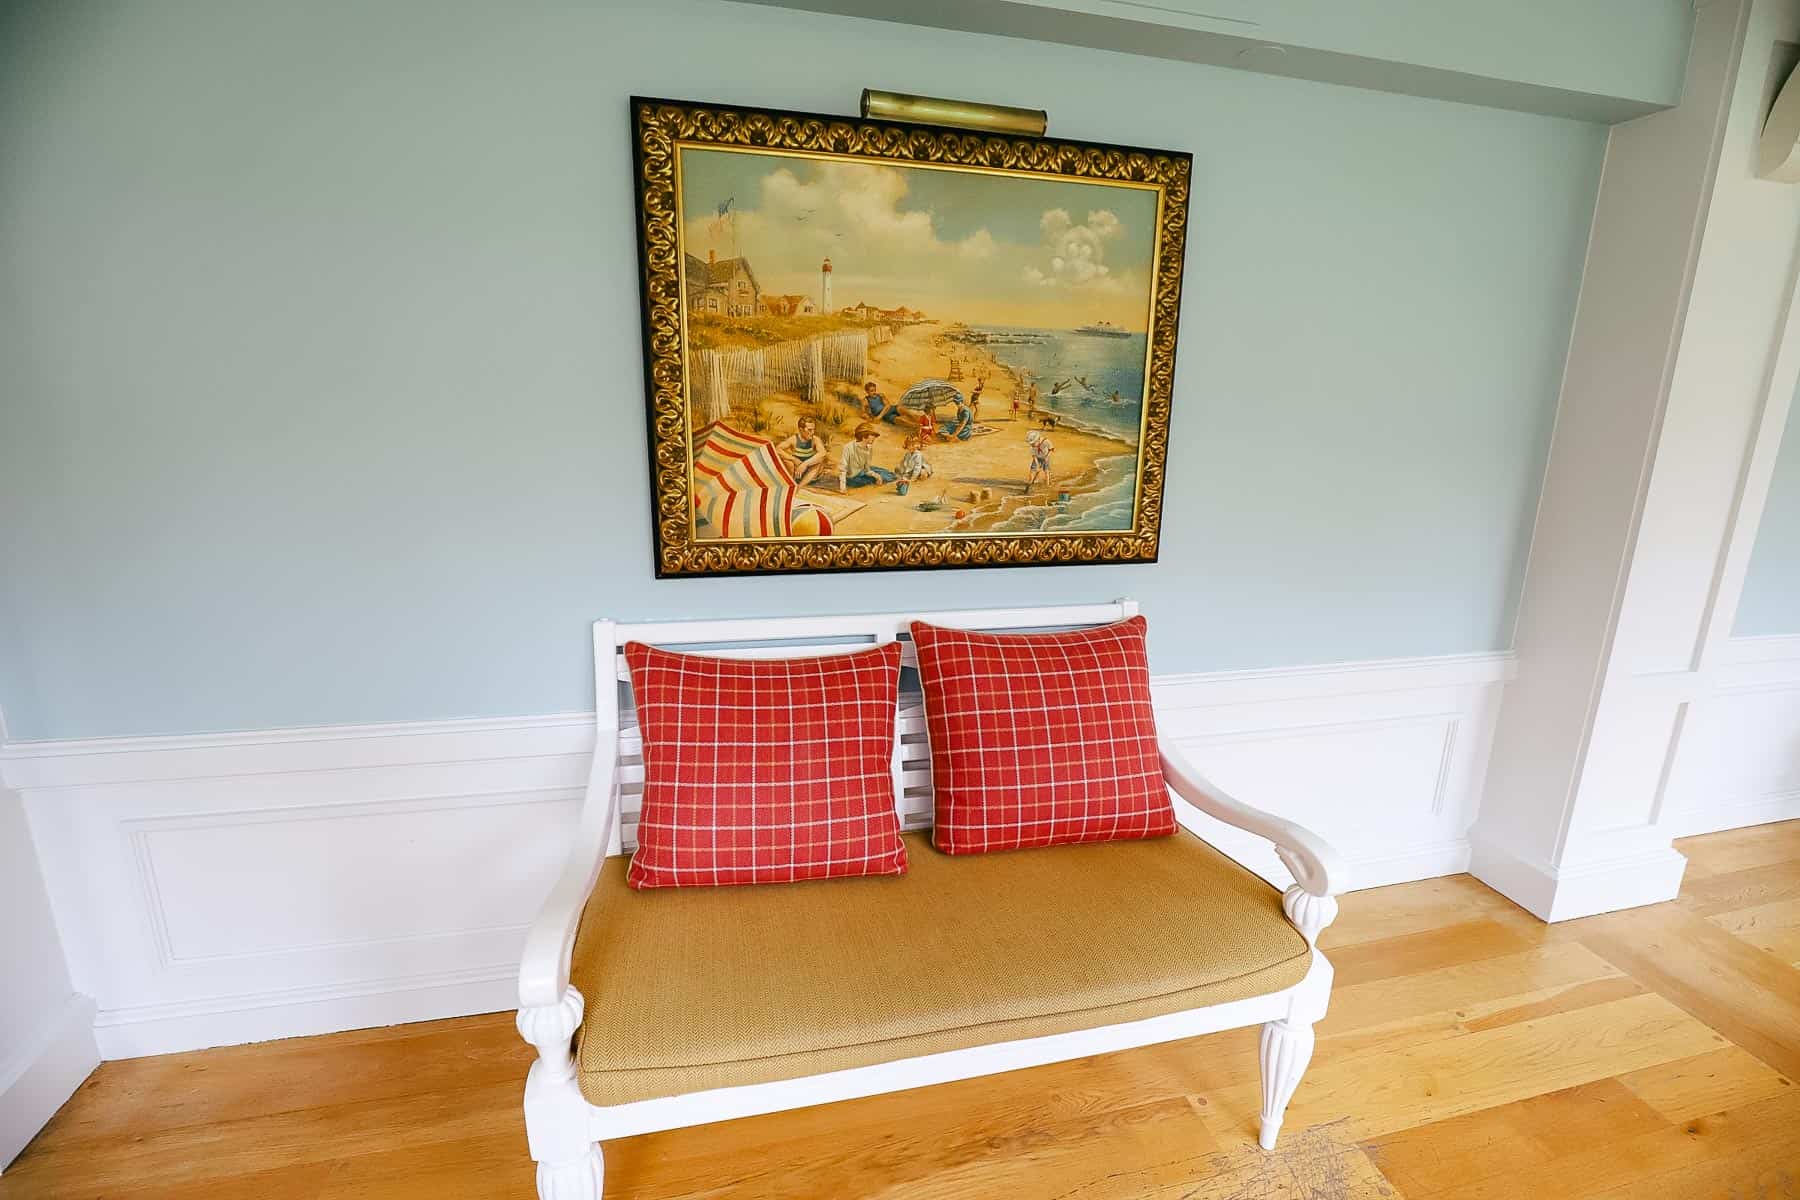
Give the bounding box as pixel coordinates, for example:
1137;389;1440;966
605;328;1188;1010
1073;319;1131;339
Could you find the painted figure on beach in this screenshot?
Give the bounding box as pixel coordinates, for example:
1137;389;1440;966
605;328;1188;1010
917;399;941;443
896;435;933;496
676;142;1161;542
862;380;901;424
775;414;829;488
943;395;976;442
1026;429;1054;492
838;423;897;492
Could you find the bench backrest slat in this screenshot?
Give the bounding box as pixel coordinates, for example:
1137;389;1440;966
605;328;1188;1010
596;600;1137;854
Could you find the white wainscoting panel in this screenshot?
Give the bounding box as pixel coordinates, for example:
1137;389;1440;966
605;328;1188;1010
1665;635;1800;837
1;654;1511;1060
1153;652;1509;891
7;716;593;1059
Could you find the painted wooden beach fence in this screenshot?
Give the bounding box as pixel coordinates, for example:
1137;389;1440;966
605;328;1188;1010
688;327;893;426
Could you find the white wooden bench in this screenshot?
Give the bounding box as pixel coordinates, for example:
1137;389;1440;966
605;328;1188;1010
515;601;1346;1197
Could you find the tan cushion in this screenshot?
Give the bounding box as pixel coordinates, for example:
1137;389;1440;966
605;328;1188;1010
571;830;1311;1107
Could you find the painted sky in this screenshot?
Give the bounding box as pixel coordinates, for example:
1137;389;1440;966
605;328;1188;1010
678;147;1161;331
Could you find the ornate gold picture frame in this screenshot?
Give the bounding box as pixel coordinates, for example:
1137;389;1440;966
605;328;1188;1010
631;96;1190;578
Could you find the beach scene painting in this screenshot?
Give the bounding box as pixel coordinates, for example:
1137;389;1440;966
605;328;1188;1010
632;99;1189;576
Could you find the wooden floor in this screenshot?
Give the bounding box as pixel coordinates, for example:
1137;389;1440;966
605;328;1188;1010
5;822;1799;1200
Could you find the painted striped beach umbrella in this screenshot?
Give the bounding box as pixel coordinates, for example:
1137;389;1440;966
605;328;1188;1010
899;379;963;410
692;422;832;539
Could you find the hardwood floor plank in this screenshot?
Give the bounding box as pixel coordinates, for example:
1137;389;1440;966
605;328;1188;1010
1741;924;1800;968
3;1081;523;1192
1321;875;1525;950
0;1160;338;1200
1586;1139;1800;1200
1615;1045;1796;1124
1418;1090;1800;1200
623;1094;1217;1200
596;1043;1248;1200
1313;946;1639;1066
1201;992;1723;1145
852;1098;1213;1200
1323;941;1624;1037
1362;1077;1670;1197
1678;860;1800;918
313;1130;534;1200
1456;974;1645;1033
1675;820;1800;879
1579;906;1800;1082
1704;894;1800;936
1705;896;1800;971
29;1012;530;1151
1327;918;1542;988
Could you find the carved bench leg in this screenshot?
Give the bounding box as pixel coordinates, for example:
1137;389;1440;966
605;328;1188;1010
1257;1017;1315;1151
519;987;603;1199
535;1147;604;1200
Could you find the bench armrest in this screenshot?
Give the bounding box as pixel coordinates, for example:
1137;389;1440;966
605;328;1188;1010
1159;741;1348;899
518;740;619;1011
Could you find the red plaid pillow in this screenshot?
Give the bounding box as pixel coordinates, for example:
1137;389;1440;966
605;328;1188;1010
911;616;1174;854
623;641;908;888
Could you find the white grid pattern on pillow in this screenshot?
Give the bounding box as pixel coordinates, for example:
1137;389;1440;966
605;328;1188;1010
911;616;1173;854
624;640;908;887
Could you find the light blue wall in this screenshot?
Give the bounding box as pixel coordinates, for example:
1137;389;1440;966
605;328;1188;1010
1736;386;1800;637
0;0;1604;741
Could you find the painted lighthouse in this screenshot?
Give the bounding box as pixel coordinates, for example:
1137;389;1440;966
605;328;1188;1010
820;256;833;315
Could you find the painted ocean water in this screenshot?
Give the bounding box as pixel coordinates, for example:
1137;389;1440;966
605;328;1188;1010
962;326;1149;444
956;326;1148;533
987;453;1138;534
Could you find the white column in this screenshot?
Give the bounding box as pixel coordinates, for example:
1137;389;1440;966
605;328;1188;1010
1471;0;1800;921
1;790;99;1168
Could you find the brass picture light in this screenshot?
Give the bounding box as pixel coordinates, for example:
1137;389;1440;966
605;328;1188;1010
860;89;1048;137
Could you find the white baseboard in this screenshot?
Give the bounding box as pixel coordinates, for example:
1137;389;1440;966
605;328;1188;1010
91;969;515;1060
1;993;99;1171
1668;790;1800;839
1;650;1512;1060
1468;834;1687;923
1346;838;1474;889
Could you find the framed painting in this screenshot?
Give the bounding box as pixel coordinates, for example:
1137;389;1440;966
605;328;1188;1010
630;96;1190;578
